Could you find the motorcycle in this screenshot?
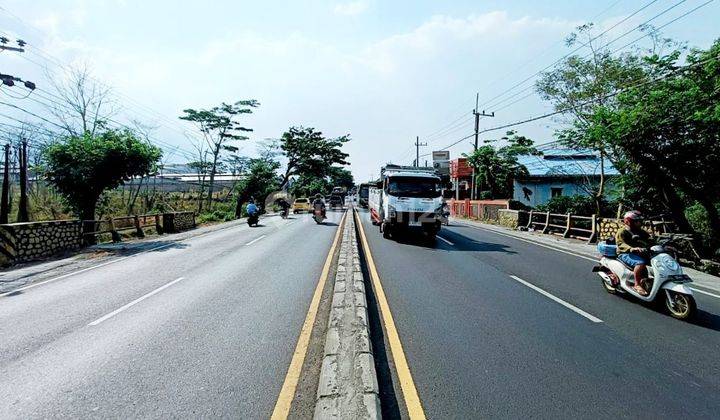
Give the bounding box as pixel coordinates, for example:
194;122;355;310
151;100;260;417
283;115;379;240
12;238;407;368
280;208;289;219
313;208;325;224
593;238;696;320
247;212;260;227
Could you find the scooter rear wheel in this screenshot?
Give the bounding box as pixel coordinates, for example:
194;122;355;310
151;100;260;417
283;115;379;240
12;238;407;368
665;291;696;320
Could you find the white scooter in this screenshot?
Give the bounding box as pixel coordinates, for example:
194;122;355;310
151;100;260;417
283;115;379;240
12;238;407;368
593;239;696;320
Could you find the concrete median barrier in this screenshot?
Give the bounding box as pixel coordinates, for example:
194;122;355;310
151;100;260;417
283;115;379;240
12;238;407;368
314;210;381;419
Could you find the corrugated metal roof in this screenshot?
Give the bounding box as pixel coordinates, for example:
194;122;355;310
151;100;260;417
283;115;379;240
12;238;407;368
517;147;619;177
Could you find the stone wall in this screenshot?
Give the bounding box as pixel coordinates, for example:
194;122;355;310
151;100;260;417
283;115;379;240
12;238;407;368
599;218;656;241
0;220;83;266
497;209;529;229
162;211;196;233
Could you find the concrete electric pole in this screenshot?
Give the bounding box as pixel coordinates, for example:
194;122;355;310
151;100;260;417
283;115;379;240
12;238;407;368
415;136;427;167
471;93;494;200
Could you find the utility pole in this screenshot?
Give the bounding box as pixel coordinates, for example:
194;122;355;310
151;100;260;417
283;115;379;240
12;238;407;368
0;144;9;224
0;37;25;53
471;93;494;200
17;140;29;222
414;136;427;167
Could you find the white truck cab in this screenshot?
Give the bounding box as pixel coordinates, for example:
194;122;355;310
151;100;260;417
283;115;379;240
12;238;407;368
374;165;443;239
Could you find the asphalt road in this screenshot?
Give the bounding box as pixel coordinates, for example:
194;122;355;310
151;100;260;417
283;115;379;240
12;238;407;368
357;209;720;419
0;211;344;418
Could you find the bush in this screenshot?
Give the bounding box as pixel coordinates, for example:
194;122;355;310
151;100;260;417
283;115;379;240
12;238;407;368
535;195;596;215
197;201;236;224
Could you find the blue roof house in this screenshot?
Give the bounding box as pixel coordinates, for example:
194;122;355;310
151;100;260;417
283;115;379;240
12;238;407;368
513;147;619;208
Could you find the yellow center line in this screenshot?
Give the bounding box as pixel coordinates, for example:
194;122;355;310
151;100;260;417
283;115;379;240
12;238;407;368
354;209;427;420
271;210;347;420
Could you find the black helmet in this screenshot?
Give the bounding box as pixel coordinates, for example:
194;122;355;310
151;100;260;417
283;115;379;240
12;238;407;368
315;193;322;199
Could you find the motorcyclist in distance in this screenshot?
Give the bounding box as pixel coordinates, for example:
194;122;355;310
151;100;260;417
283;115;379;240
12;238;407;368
246;199;259;216
312;193;326;218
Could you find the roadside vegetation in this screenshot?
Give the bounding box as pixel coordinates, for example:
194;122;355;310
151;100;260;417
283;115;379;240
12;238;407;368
0;67;353;228
464;25;720;262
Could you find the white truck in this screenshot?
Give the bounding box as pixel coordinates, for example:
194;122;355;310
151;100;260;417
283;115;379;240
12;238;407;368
371;164;443;240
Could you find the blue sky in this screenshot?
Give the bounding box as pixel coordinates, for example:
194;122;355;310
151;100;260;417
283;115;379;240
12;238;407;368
1;0;719;181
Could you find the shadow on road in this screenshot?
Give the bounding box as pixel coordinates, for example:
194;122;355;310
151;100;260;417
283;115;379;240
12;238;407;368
387;228;517;254
441;231;517;254
90;240;190;258
689;309;720;332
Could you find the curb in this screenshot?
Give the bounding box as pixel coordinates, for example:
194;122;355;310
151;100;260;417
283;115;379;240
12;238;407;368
314;210;381;419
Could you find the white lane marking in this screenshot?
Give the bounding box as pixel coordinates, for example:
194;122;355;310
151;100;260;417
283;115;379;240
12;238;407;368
458;222;720;301
0;219;267;298
691;287;720;299
436;235;454;246
0;242;176;297
455;221;597;262
245;235;267;246
509;275;604;323
88;277;185;326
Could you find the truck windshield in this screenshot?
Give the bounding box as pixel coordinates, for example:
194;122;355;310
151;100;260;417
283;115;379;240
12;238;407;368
387;177;441;198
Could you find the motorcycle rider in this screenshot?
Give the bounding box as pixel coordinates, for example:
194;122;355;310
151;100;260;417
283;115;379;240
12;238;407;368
312;193;326;218
278;198;290;216
246;199;259;217
615;210;653;296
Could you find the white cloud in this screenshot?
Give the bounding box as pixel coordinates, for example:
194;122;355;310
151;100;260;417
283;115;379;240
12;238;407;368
356;11;578;75
333;1;369;16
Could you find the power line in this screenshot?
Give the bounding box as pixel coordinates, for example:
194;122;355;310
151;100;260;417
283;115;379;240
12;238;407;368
477;0;664;111
421;50;719;157
470;0;707;115
417;0;627;142
0;11;205;151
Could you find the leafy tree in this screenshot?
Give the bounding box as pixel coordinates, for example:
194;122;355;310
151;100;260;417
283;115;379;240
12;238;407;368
328;166;355;191
593;39;720;242
180;100;259;208
290;174;331;198
43;129;162;221
536;23;651;214
234;158;280;217
278;126;350;189
465;131;538;199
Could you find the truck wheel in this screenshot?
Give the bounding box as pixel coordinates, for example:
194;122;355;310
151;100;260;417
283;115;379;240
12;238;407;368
382;223;392;239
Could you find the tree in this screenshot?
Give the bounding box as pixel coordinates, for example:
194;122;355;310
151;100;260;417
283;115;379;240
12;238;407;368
234;158;280;217
464;131;538;199
48;64;115;137
290;174;331;198
278;126;350;189
328;166;354;191
179;100;259;208
592;39;720;242
536;23;651;214
43;129;162;221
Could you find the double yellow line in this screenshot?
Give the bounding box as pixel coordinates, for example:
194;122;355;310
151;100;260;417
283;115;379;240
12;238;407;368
271;209;426;419
271;210;346;420
354;209;426;420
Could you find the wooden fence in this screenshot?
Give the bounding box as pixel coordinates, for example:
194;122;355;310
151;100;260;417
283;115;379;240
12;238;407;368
525;211;598;243
450;201;679;245
82;212;193;243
